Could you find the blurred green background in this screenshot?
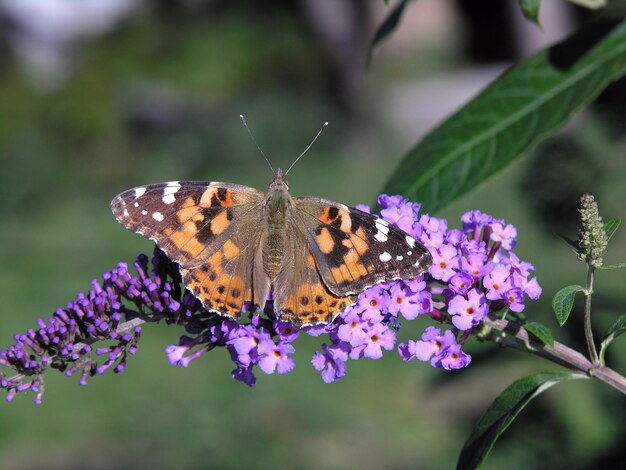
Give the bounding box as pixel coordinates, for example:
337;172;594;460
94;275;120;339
1;1;625;469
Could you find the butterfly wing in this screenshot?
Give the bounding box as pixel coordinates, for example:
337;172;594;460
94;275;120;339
179;227;265;320
271;223;355;327
112;181;265;268
292;198;432;296
112;181;266;319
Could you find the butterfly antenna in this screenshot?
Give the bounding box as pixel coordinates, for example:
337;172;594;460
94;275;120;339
284;121;329;177
240;114;275;176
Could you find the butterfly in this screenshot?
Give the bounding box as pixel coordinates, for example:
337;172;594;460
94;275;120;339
111;168;432;327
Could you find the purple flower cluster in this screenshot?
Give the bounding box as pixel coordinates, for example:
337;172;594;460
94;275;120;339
164;315;297;386
302;196;542;381
0;251;199;403
0;194;541;402
307;280;430;383
399;327;471;370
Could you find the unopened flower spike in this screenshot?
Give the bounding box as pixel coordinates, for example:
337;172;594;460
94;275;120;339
577;193;608;267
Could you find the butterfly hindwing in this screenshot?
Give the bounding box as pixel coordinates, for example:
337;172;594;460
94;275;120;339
293;198;433;296
272;224;355;327
179;226;263;320
111;181;265;269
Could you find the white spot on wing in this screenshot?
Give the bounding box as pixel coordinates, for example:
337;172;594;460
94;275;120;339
406;235;416;248
123;208;129;217
396;255;403;261
374;219;390;242
141;210;148;215
162;181;181;204
376;221;390;234
407;251;412;256
133;202;139;207
152;211;164;222
134;187;147;198
379;252;392;262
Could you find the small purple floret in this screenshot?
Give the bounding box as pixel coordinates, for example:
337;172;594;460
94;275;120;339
448;289;488;331
257;342;295;374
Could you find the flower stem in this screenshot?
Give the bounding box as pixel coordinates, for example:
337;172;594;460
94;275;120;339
584;262;599;366
484;314;626;395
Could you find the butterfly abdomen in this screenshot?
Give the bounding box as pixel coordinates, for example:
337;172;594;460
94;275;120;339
263;231;285;280
262;183;292;280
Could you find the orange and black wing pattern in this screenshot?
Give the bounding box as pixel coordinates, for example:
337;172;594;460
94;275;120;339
293;198;432;296
112;181;265;319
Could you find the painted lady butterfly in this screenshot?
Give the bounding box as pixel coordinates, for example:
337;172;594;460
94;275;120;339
112;119;432;326
111;168;432;327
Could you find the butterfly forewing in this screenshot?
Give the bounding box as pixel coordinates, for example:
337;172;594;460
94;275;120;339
292;198;433;296
111;181;265;269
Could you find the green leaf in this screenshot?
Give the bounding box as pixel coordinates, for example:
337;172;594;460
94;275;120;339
518;0;541;27
599;314;626;363
567;0;605;10
382;20;626;213
369;0;412;63
597;262;626;270
552;285;584;326
604;314;626;338
603;217;620;241
525;321;554;347
458;371;585;469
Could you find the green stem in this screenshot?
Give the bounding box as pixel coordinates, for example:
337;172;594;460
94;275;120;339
584;262;599;365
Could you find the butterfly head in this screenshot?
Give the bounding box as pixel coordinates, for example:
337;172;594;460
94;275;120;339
269;168;289;193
